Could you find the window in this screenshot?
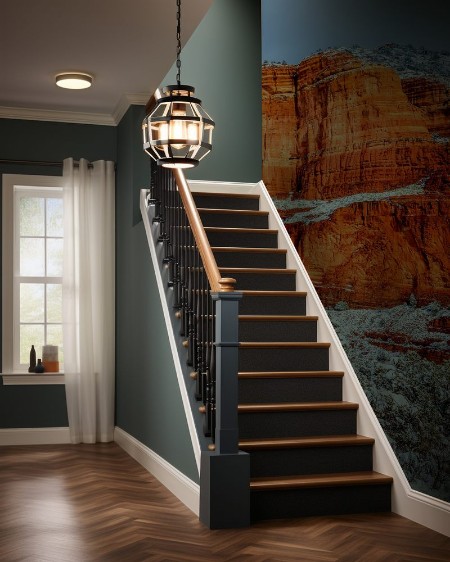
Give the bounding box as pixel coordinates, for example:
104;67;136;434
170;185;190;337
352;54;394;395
2;175;64;374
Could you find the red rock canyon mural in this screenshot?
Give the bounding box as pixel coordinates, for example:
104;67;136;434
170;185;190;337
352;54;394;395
262;40;450;501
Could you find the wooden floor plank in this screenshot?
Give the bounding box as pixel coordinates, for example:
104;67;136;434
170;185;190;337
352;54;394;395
0;443;448;561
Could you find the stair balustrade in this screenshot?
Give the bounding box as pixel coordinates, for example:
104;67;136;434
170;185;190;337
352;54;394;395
147;164;250;528
147;163;243;453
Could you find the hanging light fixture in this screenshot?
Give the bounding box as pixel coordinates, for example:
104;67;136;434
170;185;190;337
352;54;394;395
142;0;215;169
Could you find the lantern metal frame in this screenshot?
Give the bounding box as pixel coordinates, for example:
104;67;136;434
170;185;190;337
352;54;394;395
142;84;215;169
142;0;215;169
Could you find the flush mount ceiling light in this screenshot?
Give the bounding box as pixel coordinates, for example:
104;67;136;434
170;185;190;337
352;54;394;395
55;72;93;90
142;0;214;169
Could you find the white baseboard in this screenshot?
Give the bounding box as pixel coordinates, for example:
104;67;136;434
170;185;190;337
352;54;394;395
114;426;200;516
0;427;71;446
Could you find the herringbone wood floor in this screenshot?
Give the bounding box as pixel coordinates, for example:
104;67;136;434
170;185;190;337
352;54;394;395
0;443;448;562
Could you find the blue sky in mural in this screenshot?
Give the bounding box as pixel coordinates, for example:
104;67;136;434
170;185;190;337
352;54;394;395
262;0;450;63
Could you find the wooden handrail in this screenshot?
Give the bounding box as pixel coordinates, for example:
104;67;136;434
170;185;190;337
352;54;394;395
173;168;236;292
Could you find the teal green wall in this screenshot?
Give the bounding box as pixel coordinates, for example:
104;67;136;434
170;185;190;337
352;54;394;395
115;106;198;481
160;0;262;183
0;118;117;428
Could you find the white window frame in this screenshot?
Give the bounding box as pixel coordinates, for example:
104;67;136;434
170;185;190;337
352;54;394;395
2;174;65;384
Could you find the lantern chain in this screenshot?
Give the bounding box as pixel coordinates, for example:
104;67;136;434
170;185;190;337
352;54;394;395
176;0;181;85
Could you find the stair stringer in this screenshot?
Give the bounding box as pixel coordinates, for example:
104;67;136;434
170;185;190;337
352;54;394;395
140;189;204;474
188;179;450;537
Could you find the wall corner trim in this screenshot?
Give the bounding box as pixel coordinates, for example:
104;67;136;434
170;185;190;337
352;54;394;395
0;427;71;446
114;426;200;516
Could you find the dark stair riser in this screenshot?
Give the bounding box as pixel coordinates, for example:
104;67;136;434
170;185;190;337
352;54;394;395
239;346;329;372
239;319;317;342
245;444;374;478
199;211;268;229
239;376;342;403
239;409;357;439
213;250;287;269
193;194;260;211
226;271;296;291
240;294;306;316
250;483;392;521
206;229;278;248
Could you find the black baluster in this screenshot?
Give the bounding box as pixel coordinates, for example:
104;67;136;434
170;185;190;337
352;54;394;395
147;159;156;206
180;203;188;337
186;230;194;367
153;166;163;225
209;292;216;442
173;185;181;309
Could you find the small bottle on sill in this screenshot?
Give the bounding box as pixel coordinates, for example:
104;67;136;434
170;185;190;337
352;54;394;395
34;359;45;373
28;345;36;373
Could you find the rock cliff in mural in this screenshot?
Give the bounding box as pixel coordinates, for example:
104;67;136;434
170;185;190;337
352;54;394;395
262;45;450;501
262;45;449;309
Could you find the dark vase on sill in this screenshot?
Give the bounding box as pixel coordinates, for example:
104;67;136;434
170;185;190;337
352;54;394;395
34;359;45;373
28;345;36;373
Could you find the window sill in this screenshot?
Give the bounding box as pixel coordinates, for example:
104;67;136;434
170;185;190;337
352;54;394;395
1;373;65;386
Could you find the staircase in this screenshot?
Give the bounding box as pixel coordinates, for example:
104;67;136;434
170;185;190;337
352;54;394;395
193;189;393;522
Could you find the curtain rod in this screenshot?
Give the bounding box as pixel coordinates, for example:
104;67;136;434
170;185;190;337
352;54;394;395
0;158;98;169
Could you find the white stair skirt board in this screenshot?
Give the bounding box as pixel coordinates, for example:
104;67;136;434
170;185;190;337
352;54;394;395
0;427;71;446
114;427;200;516
140;189;201;472
188;179;450;538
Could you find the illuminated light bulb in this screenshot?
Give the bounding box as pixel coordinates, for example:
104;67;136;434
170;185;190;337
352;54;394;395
188;122;199;142
159;123;169;141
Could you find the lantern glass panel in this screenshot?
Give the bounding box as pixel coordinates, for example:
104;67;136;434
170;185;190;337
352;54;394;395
194;104;213;120
152;103;170;118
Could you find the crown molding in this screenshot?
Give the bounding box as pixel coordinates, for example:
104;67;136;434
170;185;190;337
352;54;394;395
0;105;116;126
0;94;149;127
113;93;149;124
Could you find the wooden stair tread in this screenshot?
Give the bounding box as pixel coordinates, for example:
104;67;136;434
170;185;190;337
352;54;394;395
239;315;318;322
220;267;296;275
198;208;268;216
238;401;359;413
238;370;344;378
250;471;393;490
204;226;277;234
212;247;287;254
191;191;260;200
239;434;375;450
241;290;306;297
239;342;330;348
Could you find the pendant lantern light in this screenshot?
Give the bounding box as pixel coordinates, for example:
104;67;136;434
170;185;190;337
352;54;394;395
142;0;214;168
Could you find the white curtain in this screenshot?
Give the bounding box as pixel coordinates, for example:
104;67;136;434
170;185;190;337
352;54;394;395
63;158;115;443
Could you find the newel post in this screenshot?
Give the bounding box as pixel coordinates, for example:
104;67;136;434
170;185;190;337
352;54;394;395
199;287;250;529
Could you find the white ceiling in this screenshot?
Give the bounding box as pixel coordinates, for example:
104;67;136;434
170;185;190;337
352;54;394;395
0;0;212;125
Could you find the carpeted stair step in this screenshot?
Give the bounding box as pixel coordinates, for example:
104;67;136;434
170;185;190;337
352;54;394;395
239;315;317;342
212;247;287;269
249;471;393;521
238;371;343;403
238;401;358;439
220;268;296;291
240;434;375;478
239;342;330;372
240;291;306;315
198;208;269;229
192;191;260;211
205;227;278;248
